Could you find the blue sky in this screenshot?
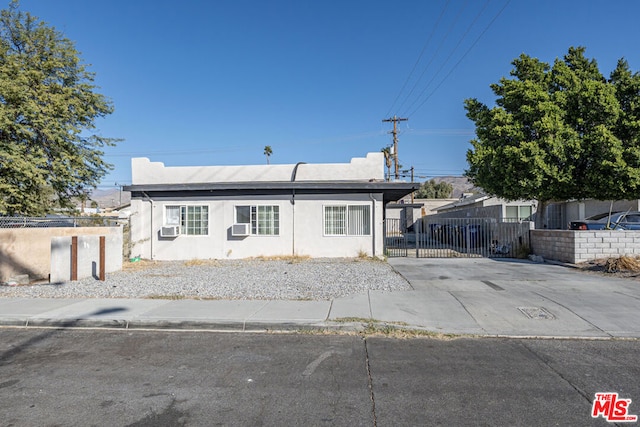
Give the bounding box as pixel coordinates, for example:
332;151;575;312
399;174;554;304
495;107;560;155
17;0;640;187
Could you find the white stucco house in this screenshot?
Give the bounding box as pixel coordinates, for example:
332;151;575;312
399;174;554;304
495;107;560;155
124;153;417;260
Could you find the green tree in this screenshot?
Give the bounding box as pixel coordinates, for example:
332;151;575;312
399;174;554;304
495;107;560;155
0;1;119;215
465;47;640;228
415;179;453;199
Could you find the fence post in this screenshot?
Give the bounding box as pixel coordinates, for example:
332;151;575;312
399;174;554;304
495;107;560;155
71;236;78;281
415;221;419;258
99;236;106;281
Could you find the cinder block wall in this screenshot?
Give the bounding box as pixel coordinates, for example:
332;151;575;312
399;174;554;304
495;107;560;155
531;230;640;263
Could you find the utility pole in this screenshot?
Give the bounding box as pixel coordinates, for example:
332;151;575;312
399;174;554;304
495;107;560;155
410;166;414;203
382;115;408;180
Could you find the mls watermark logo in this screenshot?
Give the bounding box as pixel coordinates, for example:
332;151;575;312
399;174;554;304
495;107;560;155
591;392;638;423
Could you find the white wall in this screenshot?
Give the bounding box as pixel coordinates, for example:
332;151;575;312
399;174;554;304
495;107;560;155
292;194;382;258
130;194;384;260
564;200;640;222
129;199;151;260
132;152;385;185
0;226;122;282
415;199;458;216
50;233;123;283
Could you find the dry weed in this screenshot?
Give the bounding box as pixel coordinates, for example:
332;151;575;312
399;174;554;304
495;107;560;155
183;259;220;267
122;259;159;272
252;255;311;263
604;255;640;273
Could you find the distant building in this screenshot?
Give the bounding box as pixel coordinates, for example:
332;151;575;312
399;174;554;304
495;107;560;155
431;193;536;222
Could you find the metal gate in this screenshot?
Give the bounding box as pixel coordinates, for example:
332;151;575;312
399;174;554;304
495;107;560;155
384;217;532;258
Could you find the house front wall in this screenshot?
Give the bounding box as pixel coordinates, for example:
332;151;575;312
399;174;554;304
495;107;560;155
129;193;383;260
432;199;536;221
563;200;640;223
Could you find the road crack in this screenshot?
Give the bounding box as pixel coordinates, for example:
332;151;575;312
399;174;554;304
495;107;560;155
363;337;377;427
518;341;594;408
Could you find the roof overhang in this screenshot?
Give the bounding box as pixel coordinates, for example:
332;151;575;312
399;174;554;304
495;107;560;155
434;194;491;211
386;203;424;209
124;181;419;204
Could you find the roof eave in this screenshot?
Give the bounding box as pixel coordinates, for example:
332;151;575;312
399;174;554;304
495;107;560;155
124;181;419;204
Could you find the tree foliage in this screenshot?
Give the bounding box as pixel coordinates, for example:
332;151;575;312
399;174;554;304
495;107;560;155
415;179;453;199
465;47;640;226
0;1;118;215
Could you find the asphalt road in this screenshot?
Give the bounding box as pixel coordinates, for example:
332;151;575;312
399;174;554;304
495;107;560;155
0;329;638;426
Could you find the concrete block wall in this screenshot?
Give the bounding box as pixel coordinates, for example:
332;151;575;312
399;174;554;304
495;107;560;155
531;230;640;263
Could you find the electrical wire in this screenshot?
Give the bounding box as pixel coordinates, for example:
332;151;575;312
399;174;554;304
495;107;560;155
102;145;254;157
101;130;388;158
384;0;450;118
394;0;468;116
405;0;511;118
405;128;475;136
401;0;490;117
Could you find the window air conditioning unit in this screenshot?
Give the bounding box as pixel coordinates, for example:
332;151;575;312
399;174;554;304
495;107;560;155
160;225;180;238
231;223;250;236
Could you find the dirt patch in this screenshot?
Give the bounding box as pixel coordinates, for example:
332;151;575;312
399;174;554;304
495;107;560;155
183;259;221;267
577;255;640;279
122;259;160;272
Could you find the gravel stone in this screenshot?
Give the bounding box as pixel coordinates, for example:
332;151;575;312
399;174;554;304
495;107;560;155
0;258;412;300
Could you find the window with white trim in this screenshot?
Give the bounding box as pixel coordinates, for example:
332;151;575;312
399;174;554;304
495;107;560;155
165;205;209;235
505;205;533;221
235;205;280;235
324;205;371;236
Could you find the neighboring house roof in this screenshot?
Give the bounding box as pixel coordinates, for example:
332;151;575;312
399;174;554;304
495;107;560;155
433;193;491;211
386;203;424;209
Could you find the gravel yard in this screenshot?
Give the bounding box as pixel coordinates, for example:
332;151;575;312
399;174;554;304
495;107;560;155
0;258;412;300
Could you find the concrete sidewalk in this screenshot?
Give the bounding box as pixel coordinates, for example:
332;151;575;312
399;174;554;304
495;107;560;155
0;257;638;338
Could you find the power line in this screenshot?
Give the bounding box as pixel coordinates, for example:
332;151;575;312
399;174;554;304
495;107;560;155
102;145;253;158
394;0;467;116
405;128;474;136
102;131;388;158
401;0;490;117
385;0;451;117
405;0;512;118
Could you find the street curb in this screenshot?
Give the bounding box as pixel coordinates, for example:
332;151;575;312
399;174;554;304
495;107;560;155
1;319;638;340
26;318;129;329
0;319;362;334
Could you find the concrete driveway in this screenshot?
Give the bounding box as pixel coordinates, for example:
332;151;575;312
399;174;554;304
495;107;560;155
385;257;640;338
1;257;638;339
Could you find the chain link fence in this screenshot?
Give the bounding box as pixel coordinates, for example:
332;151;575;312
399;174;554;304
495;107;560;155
0;216;121;228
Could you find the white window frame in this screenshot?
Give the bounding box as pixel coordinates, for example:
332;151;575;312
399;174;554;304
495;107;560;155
323;204;371;236
235;205;280;236
505;205;533;221
164;204;209;236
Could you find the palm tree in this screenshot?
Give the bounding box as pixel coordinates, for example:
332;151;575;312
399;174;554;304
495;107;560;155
264;145;273;164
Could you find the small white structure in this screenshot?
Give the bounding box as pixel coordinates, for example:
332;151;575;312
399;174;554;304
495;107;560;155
432;193;536;221
124;153;417;260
